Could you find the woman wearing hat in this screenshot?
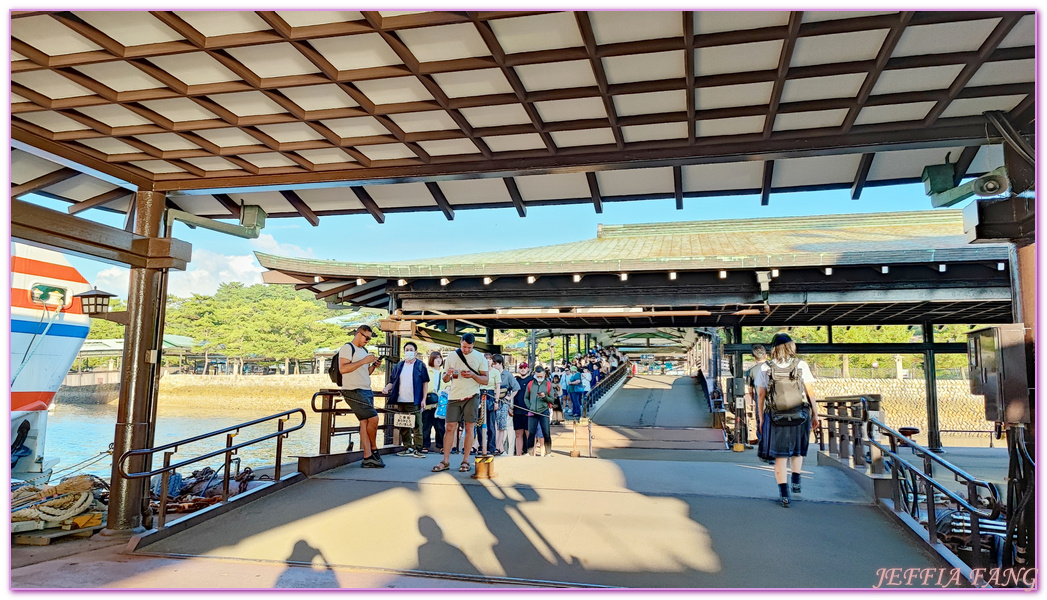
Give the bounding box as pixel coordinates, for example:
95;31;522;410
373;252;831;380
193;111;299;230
755;333;819;507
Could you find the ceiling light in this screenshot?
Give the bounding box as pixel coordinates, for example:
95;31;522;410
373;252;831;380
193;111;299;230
823;267;832;276
483;277;492;285
397;279;407;286
440;278;449;286
938;264;947;273
620;273;628;281
527;276;536;284
997;262;1006;271
669;272;677;280
356;278;366;286
771;269;779;278
719;271;727;279
573;274;582;283
881;266;889;274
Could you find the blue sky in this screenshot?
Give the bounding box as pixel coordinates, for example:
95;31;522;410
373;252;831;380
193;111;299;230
22;181;958;300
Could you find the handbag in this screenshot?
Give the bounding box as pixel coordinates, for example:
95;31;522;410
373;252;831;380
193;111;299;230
435;390;449;419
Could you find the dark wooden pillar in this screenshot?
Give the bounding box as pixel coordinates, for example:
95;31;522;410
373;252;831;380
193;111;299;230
104;191;167;533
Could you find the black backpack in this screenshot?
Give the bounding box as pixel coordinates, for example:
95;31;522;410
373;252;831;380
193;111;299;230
328;344;350;385
767;358;807;414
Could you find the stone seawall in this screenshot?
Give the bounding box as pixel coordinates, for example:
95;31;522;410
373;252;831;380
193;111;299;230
811;379;988;435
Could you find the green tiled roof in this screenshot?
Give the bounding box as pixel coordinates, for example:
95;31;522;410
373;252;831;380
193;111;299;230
256;209;1010;279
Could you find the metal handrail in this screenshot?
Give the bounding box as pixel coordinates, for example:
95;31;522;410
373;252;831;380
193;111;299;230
117;408;306;530
311;389;388;413
868;418;1002;521
815;395;872;465
581;362;629;418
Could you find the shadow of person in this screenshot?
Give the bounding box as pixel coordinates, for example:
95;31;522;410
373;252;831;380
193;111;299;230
416;515;482;576
274;539;340;588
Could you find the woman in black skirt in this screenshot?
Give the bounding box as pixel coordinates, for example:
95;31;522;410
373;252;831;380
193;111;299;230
756;333;819;507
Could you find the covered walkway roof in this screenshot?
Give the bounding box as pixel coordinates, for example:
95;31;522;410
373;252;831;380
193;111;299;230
12;10;1032;222
257;209;1012;330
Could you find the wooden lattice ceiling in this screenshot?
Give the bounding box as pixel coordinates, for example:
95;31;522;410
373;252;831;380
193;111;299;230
11;10;1035;222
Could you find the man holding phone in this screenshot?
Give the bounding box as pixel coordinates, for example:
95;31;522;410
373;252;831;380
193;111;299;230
432;333;488;473
338;325;385;468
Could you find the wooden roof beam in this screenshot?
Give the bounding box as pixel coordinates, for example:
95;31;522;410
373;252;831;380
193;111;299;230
470;16;557;155
12;167;80;198
67;188;130;214
351;187;385;224
850;153;875;200
923;13;1023;126
585;172;603;214
673;165;684;210
683;12;696;144
575;11;625;149
280;190;320;226
503;177;527;218
763;11;803;140
211;193;242;219
425;181;455;221
841;12;914;133
761;161;774;206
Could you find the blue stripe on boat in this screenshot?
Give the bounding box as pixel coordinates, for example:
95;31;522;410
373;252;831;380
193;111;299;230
11;319;91;338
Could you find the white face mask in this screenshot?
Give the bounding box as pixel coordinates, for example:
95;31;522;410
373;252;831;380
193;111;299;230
535;376;545;383
404;351;416;361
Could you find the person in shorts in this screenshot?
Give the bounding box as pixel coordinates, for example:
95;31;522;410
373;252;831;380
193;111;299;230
338;325;384;468
432;333;488;473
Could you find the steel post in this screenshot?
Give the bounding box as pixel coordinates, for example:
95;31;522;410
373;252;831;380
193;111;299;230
103;190;166;534
922;322;943;452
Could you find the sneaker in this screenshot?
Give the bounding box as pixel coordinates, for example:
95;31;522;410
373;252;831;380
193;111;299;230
451;447;458;454
779;497;790;508
396;449;413;457
412;450;426;458
362;456;383;468
370;452;385;465
791;483;802;494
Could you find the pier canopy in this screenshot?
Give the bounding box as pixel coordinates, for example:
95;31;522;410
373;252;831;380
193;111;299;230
256;209;1012;330
12;11;1032;221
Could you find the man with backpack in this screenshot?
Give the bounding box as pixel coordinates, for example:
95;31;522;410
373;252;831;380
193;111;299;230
335;325;385;468
755;333;819;507
432;333;488;474
524;366;553;457
745;345;769;452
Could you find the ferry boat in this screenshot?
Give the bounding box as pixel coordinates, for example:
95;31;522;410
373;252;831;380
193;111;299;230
11;242;92;482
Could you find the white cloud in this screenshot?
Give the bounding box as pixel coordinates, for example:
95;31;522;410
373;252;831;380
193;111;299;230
167;249;264;297
94;266;130;299
250;233;314;258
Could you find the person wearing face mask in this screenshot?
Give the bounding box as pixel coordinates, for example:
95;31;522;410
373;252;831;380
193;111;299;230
491;354;518;456
383;341;430;458
524;366;553;457
422;351;446;453
513;362;533;455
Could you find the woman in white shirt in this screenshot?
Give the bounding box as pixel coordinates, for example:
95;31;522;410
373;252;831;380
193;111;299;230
756;333;819;508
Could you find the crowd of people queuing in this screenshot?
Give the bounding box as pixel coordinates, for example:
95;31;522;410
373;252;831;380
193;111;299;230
334;325;628;472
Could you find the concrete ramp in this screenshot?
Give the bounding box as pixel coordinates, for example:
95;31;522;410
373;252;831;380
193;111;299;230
134;452;947;588
593;375;712;428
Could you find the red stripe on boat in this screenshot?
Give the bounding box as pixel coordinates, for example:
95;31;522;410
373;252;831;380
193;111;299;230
11;392;55;412
11;257;89;284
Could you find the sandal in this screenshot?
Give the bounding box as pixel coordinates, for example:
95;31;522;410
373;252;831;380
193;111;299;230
459;462;471;472
431;461;450;473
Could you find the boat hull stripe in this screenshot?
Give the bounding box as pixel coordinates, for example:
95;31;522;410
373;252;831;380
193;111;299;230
12;256;89;284
11;392;54;412
11;319;91;338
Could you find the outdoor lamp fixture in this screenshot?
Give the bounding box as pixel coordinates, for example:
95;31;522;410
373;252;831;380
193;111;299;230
881;266;890;274
572;274;582;283
619;273;628;281
356;278;366;286
719;270;727;279
771;269;779;278
440;278;450;286
823;267;833;276
669;272;677;280
483;277;492;285
527;276;536;284
938;264;947;273
997;262;1006;271
377;343;392;360
397;279;407;286
74;287;128;325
